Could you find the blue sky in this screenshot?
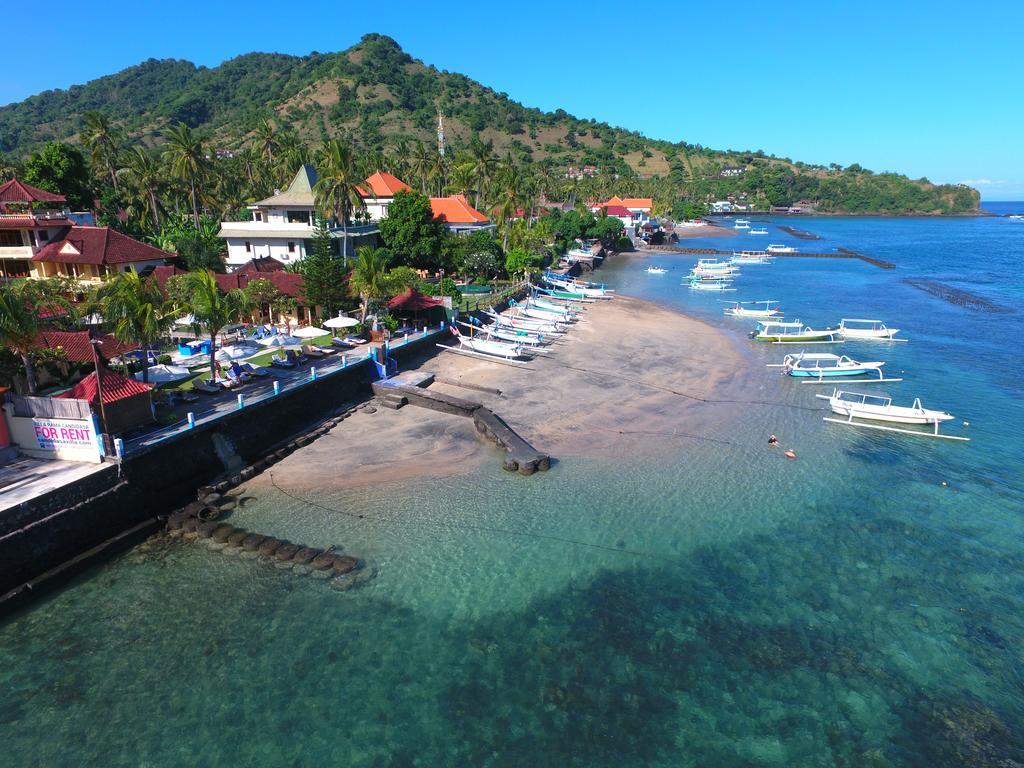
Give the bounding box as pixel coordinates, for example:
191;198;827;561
3;1;1021;199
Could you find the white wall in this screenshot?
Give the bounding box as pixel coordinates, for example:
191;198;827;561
3;410;103;463
225;238;308;269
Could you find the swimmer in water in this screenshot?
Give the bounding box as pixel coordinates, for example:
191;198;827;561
768;434;779;447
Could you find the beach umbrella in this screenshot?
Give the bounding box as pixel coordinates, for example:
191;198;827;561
257;334;302;347
292;326;328;338
174;314;197;326
134;364;191;384
323;315;359;329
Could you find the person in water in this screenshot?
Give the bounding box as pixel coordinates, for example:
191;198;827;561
768;434;779;447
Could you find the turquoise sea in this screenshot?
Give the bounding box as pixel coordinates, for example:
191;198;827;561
2;212;1024;766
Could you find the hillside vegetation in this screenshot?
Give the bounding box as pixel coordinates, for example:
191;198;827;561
0;34;978;214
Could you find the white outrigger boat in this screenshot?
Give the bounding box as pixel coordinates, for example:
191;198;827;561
730;251;772;265
510;300;576;324
485;310;565;335
722;300;781;318
769;352;898;383
766;244;798;253
688;278;735;292
460;320;551;349
646;266;668;274
543;273;614;299
816;388;969;441
440;326;532;363
837;318;904;341
751;320;840;343
749;227;768;235
733;219;751;230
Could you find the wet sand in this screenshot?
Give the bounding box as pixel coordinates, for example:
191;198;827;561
252;296;748;492
670;223;733;239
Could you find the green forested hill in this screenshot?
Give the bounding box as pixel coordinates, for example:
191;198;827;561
0;34;978;214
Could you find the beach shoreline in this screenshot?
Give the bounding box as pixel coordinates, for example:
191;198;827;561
250;295;748;493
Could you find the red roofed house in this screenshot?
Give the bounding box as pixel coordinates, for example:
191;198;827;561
358;172;412;221
36;331;139;363
599;205;637;227
32;226;173;283
590;196;653;223
57;367;154;435
214;269;316;326
429;194;493;234
0;178;73;280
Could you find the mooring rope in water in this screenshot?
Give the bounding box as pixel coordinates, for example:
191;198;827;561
267;473;675;562
533;359;821;412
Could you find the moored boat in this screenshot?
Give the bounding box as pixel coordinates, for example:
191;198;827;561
722;300;781;318
749;227;768;235
766;244;798;253
837;318;902;340
751;320;839;343
816;388;968;440
646;266;668;274
773;352;893;382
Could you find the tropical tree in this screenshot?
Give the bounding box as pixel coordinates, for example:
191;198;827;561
0;281;71;394
253;117;278;165
22;142;92;209
349;245;392;323
314;139;365;262
243;278;280;324
81;111;122;192
378;190;447;271
469;137;496;210
162;122;206;228
179;271;251;377
97;272;172;383
117;146;163;229
295;216;347;318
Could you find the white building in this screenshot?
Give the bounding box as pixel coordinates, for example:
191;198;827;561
217;165;378;271
359;171;412;221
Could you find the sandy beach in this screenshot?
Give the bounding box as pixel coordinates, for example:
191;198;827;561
251;295;750;493
670;223;734;239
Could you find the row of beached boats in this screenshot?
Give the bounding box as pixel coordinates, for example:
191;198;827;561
439;272;613;365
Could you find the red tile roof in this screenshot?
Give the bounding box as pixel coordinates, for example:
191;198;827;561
621;198;653;210
35;331;138;362
386;287;444;311
602;205;634;216
0;178;66;204
214;270;306;302
235;257;286;273
57;367;153;405
0;214;71;228
33;226;173;266
430;194;489;224
358;171;412;198
151;265;187;290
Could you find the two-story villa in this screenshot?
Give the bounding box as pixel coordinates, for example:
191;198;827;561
1;178;172;283
218;165;381;271
0;179;75;280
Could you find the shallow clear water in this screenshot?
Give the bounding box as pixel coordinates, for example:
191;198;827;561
2;216;1024;766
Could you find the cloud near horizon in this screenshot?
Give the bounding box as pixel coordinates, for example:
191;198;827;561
958;179;1010;186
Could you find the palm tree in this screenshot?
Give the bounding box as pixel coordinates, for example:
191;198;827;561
253;117;278;165
447;159;476;199
469;137;496;210
97;272;172;384
162;123;207;228
81;111;122;192
349;245;391;323
179;271;251;380
409;141;432;194
275;130;309;184
117;146;163;229
0;281;70;394
314;139;365;263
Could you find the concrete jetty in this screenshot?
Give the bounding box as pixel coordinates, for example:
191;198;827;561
371;374;550;475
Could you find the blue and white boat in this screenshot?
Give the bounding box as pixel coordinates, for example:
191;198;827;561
771;352;898;383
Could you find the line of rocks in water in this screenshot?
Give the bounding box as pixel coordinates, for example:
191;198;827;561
162;401;380;591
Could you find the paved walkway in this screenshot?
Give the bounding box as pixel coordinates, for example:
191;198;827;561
0;456;107;513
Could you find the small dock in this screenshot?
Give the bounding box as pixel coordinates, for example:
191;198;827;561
372;375;550;475
647;244;895;269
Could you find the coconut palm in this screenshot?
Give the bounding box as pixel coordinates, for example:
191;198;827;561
409;141;432;194
447;160;476;199
117;146;163;229
349;245;391;323
469;137;496;210
314;139;365;262
253;117;278;165
0;281;71;394
179;271;251;380
81;111;122;192
162;123;206;228
97;272;173;384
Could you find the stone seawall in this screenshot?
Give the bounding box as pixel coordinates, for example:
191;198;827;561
0;334;442;614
